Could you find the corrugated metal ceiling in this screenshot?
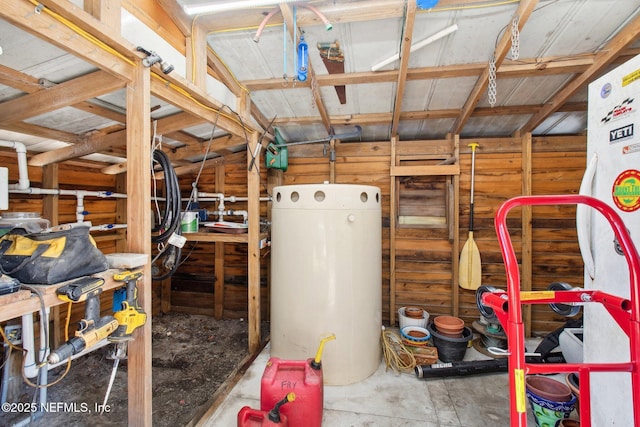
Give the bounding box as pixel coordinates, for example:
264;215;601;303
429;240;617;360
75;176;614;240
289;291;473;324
0;0;639;166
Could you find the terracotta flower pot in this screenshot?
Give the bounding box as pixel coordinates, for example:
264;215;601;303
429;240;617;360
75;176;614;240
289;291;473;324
526;375;573;402
565;373;580;415
404;306;424;319
434;315;465;338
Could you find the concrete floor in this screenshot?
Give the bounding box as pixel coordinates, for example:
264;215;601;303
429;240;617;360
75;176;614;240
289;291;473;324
199;338;561;426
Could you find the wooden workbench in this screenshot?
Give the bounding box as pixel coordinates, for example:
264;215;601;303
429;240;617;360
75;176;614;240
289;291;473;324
0;269;124;323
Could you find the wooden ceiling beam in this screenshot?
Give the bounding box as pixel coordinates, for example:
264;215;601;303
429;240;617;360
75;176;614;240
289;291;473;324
29;128;125;166
122;0;187;54
451;0;538;135
156;112;205;133
242;52;629;91
0;0;135;82
206;48;246;97
196;0;490;33
520;12;640;134
390;0;417;136
0;63;127;125
272;102;587;126
28;111;201;166
0;64;43;92
150;76;252;137
3;123;87;145
0;71;125;126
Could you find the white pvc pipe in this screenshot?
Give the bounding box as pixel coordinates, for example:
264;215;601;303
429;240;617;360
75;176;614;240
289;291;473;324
22;307;49;379
76;193;85;223
21;310;111;378
21;313;37;379
10;188;126;198
90;223;128;231
0;141;30;190
197;197;271;202
206;209;249;222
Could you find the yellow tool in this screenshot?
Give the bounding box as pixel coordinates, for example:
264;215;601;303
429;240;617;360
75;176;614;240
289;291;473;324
48;277;119;364
101;270;147;413
110;269;146;341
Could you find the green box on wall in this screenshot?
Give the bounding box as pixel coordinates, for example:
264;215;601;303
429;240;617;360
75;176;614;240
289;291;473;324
265;128;288;171
265;143;288;171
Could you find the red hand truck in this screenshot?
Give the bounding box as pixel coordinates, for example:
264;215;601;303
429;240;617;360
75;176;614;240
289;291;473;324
481;195;640;427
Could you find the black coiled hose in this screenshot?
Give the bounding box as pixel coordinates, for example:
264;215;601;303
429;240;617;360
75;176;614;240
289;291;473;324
152;150;182;243
151;149;182;280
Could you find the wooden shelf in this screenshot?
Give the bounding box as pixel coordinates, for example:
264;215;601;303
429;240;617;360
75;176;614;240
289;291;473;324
0;269;125;323
184;231;269;244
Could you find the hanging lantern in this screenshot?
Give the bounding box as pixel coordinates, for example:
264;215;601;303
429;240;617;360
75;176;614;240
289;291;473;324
297;35;309;82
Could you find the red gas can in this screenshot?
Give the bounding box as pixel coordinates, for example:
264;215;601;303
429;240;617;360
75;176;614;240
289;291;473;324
260;335;335;427
238;393;295;427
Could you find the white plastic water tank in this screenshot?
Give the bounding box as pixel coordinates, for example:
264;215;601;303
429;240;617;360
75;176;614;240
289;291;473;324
270;183;382;385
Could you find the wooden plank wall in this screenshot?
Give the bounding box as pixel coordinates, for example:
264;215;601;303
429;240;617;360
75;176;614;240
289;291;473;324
457;136;586;334
2;132;586;337
168;135;586;335
169;155;271;319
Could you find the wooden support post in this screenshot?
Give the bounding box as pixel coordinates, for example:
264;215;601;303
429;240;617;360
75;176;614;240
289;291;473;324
214;164;225;320
389;136;398;325
85;0;121;29
42;164;61;346
247;132;261;353
521;133;533;337
187;22;208;88
451;135;460;317
126;62;152;427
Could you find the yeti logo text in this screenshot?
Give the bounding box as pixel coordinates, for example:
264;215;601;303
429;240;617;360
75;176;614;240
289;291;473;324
610;123;634;144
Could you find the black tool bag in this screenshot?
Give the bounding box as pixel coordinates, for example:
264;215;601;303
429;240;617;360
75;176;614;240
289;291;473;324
0;225;109;284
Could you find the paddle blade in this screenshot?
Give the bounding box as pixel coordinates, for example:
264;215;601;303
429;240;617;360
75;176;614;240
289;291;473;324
459;232;482;290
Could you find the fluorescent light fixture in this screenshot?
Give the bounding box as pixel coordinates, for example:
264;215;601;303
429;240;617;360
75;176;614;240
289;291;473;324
184;0;305;15
371;24;458;72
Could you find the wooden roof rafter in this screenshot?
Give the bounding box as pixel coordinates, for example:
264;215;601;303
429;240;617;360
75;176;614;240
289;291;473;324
241;50;640;91
272;101;587;127
390;0;417;137
0;71;125;127
451;0;539;135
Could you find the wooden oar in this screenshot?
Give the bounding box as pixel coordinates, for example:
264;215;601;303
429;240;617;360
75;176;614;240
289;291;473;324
459;143;482;290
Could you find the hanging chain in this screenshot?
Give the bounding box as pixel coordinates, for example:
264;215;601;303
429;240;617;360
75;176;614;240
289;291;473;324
510;15;520;60
488;54;497;107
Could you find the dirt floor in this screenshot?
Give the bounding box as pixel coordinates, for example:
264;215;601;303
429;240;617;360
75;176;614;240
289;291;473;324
3;313;270;427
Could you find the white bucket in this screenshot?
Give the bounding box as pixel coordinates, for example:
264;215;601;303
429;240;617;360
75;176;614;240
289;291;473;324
398;307;429;329
181;211;198;233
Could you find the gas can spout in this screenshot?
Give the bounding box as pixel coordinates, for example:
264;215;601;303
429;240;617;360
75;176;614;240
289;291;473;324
267;392;296;423
310;334;336;370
